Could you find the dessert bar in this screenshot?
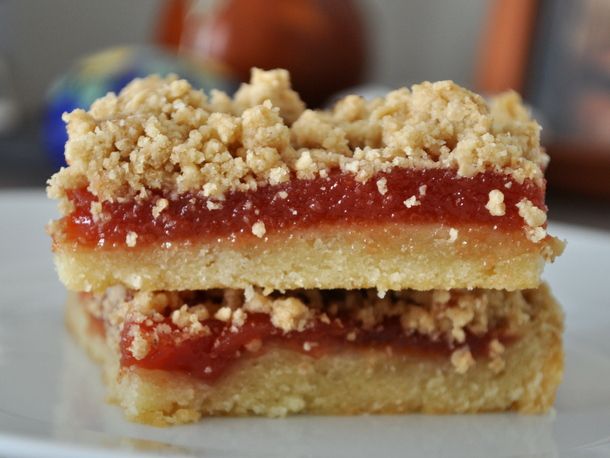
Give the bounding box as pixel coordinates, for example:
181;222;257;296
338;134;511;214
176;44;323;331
47;69;564;424
66;284;563;425
48;70;562;293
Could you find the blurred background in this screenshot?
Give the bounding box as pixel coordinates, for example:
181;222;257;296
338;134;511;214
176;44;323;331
0;0;608;227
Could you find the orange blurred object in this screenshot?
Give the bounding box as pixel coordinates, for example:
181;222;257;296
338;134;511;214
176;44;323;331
180;0;367;107
156;0;189;49
475;0;539;93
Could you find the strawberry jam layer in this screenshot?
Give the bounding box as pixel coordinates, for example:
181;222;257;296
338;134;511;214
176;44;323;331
63;168;545;248
119;312;510;383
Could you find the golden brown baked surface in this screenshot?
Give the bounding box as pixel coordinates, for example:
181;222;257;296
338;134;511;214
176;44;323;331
66;283;564;425
47;68;547;209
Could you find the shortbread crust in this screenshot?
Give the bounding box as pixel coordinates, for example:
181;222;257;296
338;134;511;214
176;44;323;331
52;223;562;292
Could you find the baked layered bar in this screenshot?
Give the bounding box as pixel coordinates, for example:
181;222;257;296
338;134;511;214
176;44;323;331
47;69;563;292
66;284;563;425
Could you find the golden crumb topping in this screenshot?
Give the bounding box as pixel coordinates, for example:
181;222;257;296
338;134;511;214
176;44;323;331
47;68;546;209
450;346;475;374
83;286;540;372
251;221;267;238
486;189;506;216
403;195;421;208
517;198;548;243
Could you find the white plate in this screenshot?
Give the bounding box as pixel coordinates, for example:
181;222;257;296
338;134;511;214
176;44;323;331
1;190;609;458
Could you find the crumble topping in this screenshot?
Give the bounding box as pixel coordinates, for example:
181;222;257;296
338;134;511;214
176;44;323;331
206;200;222;211
418;184;427;196
128;326;150;360
125;231;138;247
47;69;547;211
84;286;540;372
251;221;267;238
516;198;547;243
171;304;209;334
151;198;169;219
376;177;388;195
488;338;506;373
486;189;506;216
450;346;475;374
214;306;232;322
403;195;420;208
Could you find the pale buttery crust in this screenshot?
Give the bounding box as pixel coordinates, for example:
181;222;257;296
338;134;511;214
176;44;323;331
66;283;564;425
52;223;563;293
47;68;547;211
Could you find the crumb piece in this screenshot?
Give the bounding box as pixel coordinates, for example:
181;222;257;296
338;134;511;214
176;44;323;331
206;200;222;210
485;189;506;216
517;199;547;227
418;184;427;196
526;226;547;243
277;190;288;199
214;306;232;322
245;338;262;352
346;331;357;342
251;221;266;238
488;338;506;373
403;195;420;208
231;308;247;328
128;326;150;360
268;167;289;185
125;231;138;247
295;151;314;173
450;346;475;374
376;177;388;195
448;228;458;243
270;298;311;333
152;198;169;219
517;198;547;242
170;304;209;334
505;181;513;189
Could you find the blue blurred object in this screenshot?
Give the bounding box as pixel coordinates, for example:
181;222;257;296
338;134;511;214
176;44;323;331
43;46;238;169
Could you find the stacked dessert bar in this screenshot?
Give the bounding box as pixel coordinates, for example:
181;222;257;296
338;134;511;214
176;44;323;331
47;69;564;425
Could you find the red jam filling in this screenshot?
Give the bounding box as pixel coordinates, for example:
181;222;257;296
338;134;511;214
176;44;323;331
119;312;510;383
63;168;545;248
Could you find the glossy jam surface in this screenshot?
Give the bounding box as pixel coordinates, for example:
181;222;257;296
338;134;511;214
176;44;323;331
120;312;508;383
63;168;545;248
